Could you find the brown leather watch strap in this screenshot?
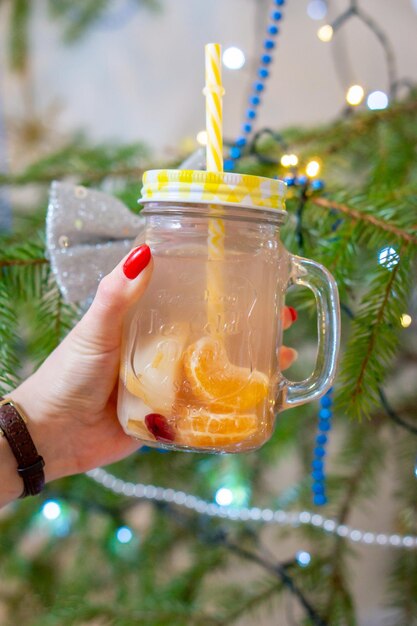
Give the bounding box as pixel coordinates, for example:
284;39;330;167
0;397;45;498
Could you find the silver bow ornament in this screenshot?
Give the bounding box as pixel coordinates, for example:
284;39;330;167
46;182;145;303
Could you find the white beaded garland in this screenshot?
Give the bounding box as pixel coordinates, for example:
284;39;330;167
86;469;417;550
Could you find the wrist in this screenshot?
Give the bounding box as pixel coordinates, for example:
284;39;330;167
8;377;75;486
0;429;24;505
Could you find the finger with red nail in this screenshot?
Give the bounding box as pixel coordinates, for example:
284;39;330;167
280;306;298;370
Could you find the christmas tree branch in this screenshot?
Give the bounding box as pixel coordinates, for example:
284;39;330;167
350;246;406;405
209;533;327;626
216;580;283;625
311;198;417;246
0;258;48;267
0;166;145;186
322;422;383;622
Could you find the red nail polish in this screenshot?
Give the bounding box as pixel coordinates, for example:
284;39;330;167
288;306;298;322
123;245;151;279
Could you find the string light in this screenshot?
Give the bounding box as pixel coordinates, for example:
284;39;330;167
222;46;246;70
116;526;133;544
281;153;299;167
215;487;234;506
378;245;400;269
196;130;208;146
87;469;417;550
296;550;312;567
400;314;412;328
307;0;327;21
306;160;320;177
346;85;365;106
317;24;333;42
367;90;389;110
41;500;62;520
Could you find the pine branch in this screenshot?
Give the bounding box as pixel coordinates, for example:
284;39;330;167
0;140;150;186
0;258;48;268
0;280;19;394
350;246;405;405
0;237;50;299
216;580;283;625
311;197;417;246
338;244;414;419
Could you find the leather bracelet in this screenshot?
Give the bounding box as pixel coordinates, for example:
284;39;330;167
0;397;45;498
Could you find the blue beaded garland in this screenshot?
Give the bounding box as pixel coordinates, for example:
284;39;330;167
284;175;296;186
312;459;323;470
313;482;325;494
311;179;325;191
320;395;332;408
314;494;328;506
312;470;325;481
296;174;308;185
227;0;287;168
311;388;334;506
224;159;235;172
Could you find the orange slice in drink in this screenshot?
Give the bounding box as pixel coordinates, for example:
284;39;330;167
175;408;257;448
182;336;269;412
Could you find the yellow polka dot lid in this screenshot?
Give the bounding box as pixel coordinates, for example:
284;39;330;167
139;170;287;212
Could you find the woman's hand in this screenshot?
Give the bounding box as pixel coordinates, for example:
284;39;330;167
6;244;298;500
9;245;154;486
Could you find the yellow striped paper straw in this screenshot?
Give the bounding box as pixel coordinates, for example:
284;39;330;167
204;43;225;334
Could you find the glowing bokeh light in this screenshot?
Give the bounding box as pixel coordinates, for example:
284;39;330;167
400;314;412;328
215;487;234;506
367;90;389;110
306;160;320;177
196;130;208;146
378;246;399;269
296;550;312;567
346;85;365;106
317;24;333;42
42;500;62;521
307;0;327;20
222;46;246;70
116;526;133;544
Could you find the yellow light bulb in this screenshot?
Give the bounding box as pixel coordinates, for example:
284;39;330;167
400;313;412;328
281;154;299;167
196;130;208;146
306;160;320;177
317;24;333;42
346;84;365;106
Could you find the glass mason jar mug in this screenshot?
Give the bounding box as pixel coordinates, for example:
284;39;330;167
117;170;340;453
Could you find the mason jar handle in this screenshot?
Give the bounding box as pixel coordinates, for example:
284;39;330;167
282;255;340;409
